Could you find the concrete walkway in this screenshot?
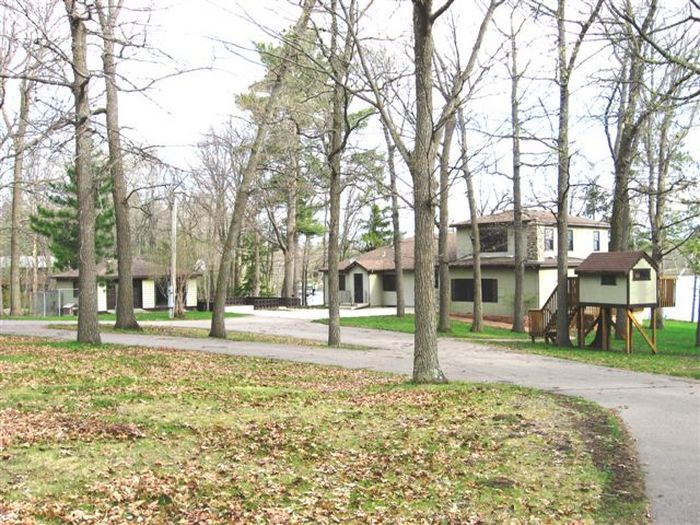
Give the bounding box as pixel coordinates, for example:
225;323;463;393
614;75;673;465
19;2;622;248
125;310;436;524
1;317;698;525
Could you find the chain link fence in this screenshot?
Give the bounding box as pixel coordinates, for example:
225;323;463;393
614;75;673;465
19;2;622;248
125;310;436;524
30;289;79;317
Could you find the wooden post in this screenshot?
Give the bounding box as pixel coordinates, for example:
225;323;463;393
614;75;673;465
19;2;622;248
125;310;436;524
577;306;584;348
625;309;632;354
602;307;609;351
651;307;657;349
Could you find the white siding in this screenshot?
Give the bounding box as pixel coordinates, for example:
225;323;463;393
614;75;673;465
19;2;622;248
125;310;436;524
369;273;382;306
449;268;539;318
579;274;627;305
186;278;198;307
142;279;155;309
628;259;657;305
537;269;558;308
97;282;108;312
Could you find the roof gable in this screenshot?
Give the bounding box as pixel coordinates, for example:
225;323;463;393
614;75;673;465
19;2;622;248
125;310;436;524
575;251;656;275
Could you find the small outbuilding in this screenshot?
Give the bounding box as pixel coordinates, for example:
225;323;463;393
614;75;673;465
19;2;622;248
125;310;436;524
575;251;657;308
575;251;660;353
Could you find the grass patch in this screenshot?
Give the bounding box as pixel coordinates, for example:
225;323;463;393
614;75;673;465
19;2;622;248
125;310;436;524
4;310;246;322
329;315;699;379
0;336;647;524
46;323;369;350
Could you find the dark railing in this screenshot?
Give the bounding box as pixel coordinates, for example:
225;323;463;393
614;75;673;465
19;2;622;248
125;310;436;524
198;296;302;311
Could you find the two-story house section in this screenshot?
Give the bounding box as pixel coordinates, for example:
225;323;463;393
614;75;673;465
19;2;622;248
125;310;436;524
448;209;610;320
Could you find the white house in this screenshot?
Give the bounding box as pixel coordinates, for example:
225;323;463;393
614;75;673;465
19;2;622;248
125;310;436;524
52;258;199;312
323;209;611;322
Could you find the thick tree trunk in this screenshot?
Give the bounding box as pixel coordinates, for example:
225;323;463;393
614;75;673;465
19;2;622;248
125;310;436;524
97;0;139;330
383;126;405;317
555;0;572;348
326;0;348;347
9;80;31;316
411;0;445;383
65;0;101;344
210;0;315;338
510;29;525;333
438;116;455;332
252;229;261;296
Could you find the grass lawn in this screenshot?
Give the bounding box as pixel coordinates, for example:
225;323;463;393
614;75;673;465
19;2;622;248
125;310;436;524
48;323;368;350
0;336;647;524
5;310;245;323
332;315;700;379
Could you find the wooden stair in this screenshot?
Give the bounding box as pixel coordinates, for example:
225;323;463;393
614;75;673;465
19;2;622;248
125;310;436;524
529;277;597;343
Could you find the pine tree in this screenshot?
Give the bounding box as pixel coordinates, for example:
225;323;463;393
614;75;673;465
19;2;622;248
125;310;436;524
359;203;392;252
30;165;115;270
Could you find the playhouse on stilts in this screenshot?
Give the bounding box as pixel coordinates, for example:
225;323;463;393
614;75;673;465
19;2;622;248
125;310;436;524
528;251;676;353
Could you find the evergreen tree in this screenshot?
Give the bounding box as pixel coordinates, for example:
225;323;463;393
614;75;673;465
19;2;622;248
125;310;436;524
359;203;393;252
30;165;115;270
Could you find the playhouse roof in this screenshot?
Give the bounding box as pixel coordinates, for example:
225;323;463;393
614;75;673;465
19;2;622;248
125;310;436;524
575;251;656;276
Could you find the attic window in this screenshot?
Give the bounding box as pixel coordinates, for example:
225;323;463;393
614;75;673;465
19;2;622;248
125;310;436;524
601;275;616;286
633;269;651;281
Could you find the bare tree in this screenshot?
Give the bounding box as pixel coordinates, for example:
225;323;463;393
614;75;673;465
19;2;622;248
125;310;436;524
64;0;100;343
209;0;316;339
383;124;405;317
437;115;455;332
94;0;139;330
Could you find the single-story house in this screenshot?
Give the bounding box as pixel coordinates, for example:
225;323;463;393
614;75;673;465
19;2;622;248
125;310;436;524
52;258;199;312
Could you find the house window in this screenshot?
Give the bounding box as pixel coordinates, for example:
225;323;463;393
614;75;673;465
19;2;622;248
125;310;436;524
382;273;396;291
481;227;508;253
601;275;617;286
339;274;346;291
450;278;498;303
593;231;600;251
633;269;651;281
567;229;574;251
544;228;554;251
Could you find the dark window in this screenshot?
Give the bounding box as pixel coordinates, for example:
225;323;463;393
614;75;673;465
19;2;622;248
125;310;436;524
339;274;346;291
633;269;651;281
601;275;617;286
568;229;574;251
450;278;498;303
544;228;554;251
481;227;508;253
593;231;600;251
382;273;396;291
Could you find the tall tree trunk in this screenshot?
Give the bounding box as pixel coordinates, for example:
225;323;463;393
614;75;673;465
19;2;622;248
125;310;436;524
65;0;101;344
458;108;482;332
96;0;139;330
383;125;405;317
510;25;525;333
283;172;297;298
210;0;315;338
555;0;572;347
326;0;347;347
411;0;445;383
9;79;31;316
696;295;700;347
437;116;455;332
252;229;261;296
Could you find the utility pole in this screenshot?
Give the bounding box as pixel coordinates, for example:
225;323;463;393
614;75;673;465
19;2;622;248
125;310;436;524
169;195;177;319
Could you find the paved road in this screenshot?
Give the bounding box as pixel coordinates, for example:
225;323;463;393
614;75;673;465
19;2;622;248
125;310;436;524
1;317;698;525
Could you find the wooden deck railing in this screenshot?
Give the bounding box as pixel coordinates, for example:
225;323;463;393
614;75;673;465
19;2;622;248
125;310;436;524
658;277;676;308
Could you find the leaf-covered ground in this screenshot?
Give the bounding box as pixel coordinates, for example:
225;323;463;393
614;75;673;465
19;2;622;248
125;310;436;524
0;336;647;524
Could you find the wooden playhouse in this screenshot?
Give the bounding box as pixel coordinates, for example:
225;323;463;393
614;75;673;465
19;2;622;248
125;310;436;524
528;251;676;352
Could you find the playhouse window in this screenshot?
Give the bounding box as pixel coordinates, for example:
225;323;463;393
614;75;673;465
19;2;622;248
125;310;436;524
633;269;651;281
382;273;396;291
593;231;600;251
339;274;346;291
544;228;554;251
601;275;617;286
